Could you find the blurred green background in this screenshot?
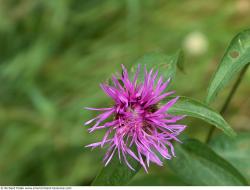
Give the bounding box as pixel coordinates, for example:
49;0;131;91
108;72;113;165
0;0;250;185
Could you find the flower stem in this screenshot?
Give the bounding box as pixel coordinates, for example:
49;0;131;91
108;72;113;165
206;63;249;143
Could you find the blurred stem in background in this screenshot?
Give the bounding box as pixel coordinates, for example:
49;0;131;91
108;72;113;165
206;63;250;143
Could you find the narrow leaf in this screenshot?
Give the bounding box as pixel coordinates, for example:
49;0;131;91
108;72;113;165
91;153;141;186
131;50;183;82
129;173;187;186
164;96;236;137
206;29;250;104
168;139;248;185
210;132;250;183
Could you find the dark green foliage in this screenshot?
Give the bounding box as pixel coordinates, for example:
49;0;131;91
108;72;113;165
210;133;250;183
168;139;248;185
92;152;141;186
129;173;187;186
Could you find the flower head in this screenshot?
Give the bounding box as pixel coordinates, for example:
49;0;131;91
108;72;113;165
85;64;186;172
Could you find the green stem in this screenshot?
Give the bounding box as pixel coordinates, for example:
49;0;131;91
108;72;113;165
206;63;249;143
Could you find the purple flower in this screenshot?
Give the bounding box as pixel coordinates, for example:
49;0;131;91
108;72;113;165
85;64;186;172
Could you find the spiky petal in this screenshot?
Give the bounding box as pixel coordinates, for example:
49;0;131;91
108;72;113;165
85;64;186;172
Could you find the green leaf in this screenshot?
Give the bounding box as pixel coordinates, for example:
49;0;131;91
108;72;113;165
206;29;250;104
129;173;187;186
210;132;250;183
131;50;183;82
91;153;141;186
164;96;236;137
168;139;248;185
